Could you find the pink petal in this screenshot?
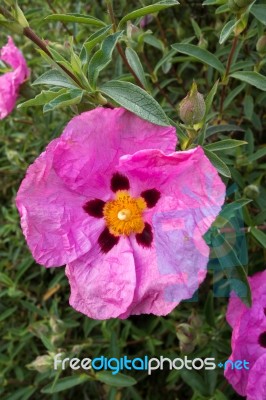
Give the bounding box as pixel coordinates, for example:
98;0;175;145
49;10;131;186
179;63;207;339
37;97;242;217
16;139;104;267
0;36;29;119
116;146;225;316
0;36;29;84
0;72;17;119
52;108;177;196
66;237;136;319
247;354;266;400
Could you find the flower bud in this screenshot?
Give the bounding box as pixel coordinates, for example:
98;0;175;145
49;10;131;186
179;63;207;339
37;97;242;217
26;355;53;373
176;323;196;354
179;82;206;126
256;35;266;56
228;0;254;13
244;184;260;199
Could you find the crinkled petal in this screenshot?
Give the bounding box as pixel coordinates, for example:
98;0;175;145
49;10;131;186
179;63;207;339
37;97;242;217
0;72;17;119
0;36;29;84
225;303;266;396
227;271;266;329
52;108;177;196
16;139;104;267
247;354;266;400
116;146;225;316
66;238;136;319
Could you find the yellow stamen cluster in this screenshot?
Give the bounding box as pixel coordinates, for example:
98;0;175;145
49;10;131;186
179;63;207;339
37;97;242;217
103;191;147;236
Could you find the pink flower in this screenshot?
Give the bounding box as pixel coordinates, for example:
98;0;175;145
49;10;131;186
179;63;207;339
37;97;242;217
16;108;225;319
225;271;266;399
0;36;29;120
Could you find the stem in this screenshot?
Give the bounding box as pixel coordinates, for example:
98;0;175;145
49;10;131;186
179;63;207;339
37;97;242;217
219;35;238;119
105;0;145;89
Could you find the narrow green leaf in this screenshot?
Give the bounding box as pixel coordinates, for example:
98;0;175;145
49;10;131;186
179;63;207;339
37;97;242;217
41;375;91;394
18;89;66;108
100;80;169;126
219;19;238;44
212;235;251;307
0;306;17;322
88;32;123;88
250;4;266;25
118;0;179;28
206;124;243;138
83;25;112;55
247;147;266;162
223;83;246;110
125;47;148;88
230;72;266;91
171;43;225;74
205;139;247;152
244;95;254;120
45;13;106;27
205;79;219;118
95;371;137;387
204;148;231;177
32;70;78;89
203;0;225;4
250;227;266;248
43;89;84;112
218;199;252;224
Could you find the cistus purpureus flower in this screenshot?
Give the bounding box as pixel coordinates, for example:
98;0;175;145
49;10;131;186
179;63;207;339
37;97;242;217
16;108;225;320
0;36;29;120
225;271;266;400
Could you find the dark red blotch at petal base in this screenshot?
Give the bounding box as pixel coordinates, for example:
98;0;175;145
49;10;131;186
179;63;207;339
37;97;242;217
141;188;161;208
83;199;105;218
258;331;266;348
111;172;130;192
98;227;120;253
136;223;153;248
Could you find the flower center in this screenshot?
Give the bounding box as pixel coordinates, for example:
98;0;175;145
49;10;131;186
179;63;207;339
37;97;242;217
103;191;147;236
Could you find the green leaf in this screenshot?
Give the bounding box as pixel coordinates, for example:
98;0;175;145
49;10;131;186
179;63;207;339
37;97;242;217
204;148;231;177
250;4;266;25
95;371;137;387
88;32;123;88
18;89;66;108
205;139;247;152
212;235;251;307
45;13;106;27
43;89;84;112
125;48;148;89
223;83;246;110
32;70;78;89
206;124;243;138
171;43;225;74
202;0;225;4
100;80;169;126
247;147;266;162
0;306;17;322
217;199;252;225
250;227;266;248
205;79;219;118
83;25;112;55
219;19;238;44
118;0;179;28
230;72;266;91
244;95;254;120
41;375;91;394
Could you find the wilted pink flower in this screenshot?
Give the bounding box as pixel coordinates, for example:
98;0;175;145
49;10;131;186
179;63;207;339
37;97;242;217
225;271;266;399
0;36;29;119
16;108;225;319
140;14;154;28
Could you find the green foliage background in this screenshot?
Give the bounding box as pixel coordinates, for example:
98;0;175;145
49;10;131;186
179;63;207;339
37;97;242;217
0;0;265;399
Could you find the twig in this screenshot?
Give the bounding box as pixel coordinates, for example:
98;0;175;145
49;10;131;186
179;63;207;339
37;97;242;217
219;35;238;119
106;0;145;89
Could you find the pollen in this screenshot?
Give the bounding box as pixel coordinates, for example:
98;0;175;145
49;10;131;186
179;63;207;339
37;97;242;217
103;191;147;236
